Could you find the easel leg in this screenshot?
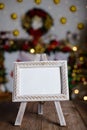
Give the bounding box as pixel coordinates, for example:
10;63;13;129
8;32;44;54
38;102;43;115
15;102;27;126
54;101;66;126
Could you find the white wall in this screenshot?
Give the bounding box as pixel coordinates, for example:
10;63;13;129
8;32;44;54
0;0;87;40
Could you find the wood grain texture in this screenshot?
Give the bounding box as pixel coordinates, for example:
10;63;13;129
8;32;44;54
73;101;87;127
0;101;87;130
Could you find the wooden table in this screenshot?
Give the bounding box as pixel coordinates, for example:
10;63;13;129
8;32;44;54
0;100;87;130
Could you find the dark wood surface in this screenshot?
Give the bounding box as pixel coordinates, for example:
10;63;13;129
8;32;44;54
0;100;87;130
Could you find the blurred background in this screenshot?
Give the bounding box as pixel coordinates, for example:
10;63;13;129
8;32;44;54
0;0;87;101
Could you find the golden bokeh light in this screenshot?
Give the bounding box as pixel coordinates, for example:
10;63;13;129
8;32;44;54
83;96;87;101
72;46;77;51
74;89;79;94
30;48;35;53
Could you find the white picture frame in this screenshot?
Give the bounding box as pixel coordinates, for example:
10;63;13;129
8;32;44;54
12;61;69;102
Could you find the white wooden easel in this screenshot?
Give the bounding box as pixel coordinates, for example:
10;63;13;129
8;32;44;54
14;54;66;126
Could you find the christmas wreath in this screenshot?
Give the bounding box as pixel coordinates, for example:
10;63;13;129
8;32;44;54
22;8;53;37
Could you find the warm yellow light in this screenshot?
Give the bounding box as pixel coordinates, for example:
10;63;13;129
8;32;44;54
72;73;76;77
30;48;35;54
83;96;87;101
80;57;83;61
9;40;14;45
72;46;77;51
73;69;77;73
83;81;87;85
74;65;77;69
74;89;79;94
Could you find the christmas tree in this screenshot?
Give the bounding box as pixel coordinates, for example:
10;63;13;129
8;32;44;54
68;44;87;101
